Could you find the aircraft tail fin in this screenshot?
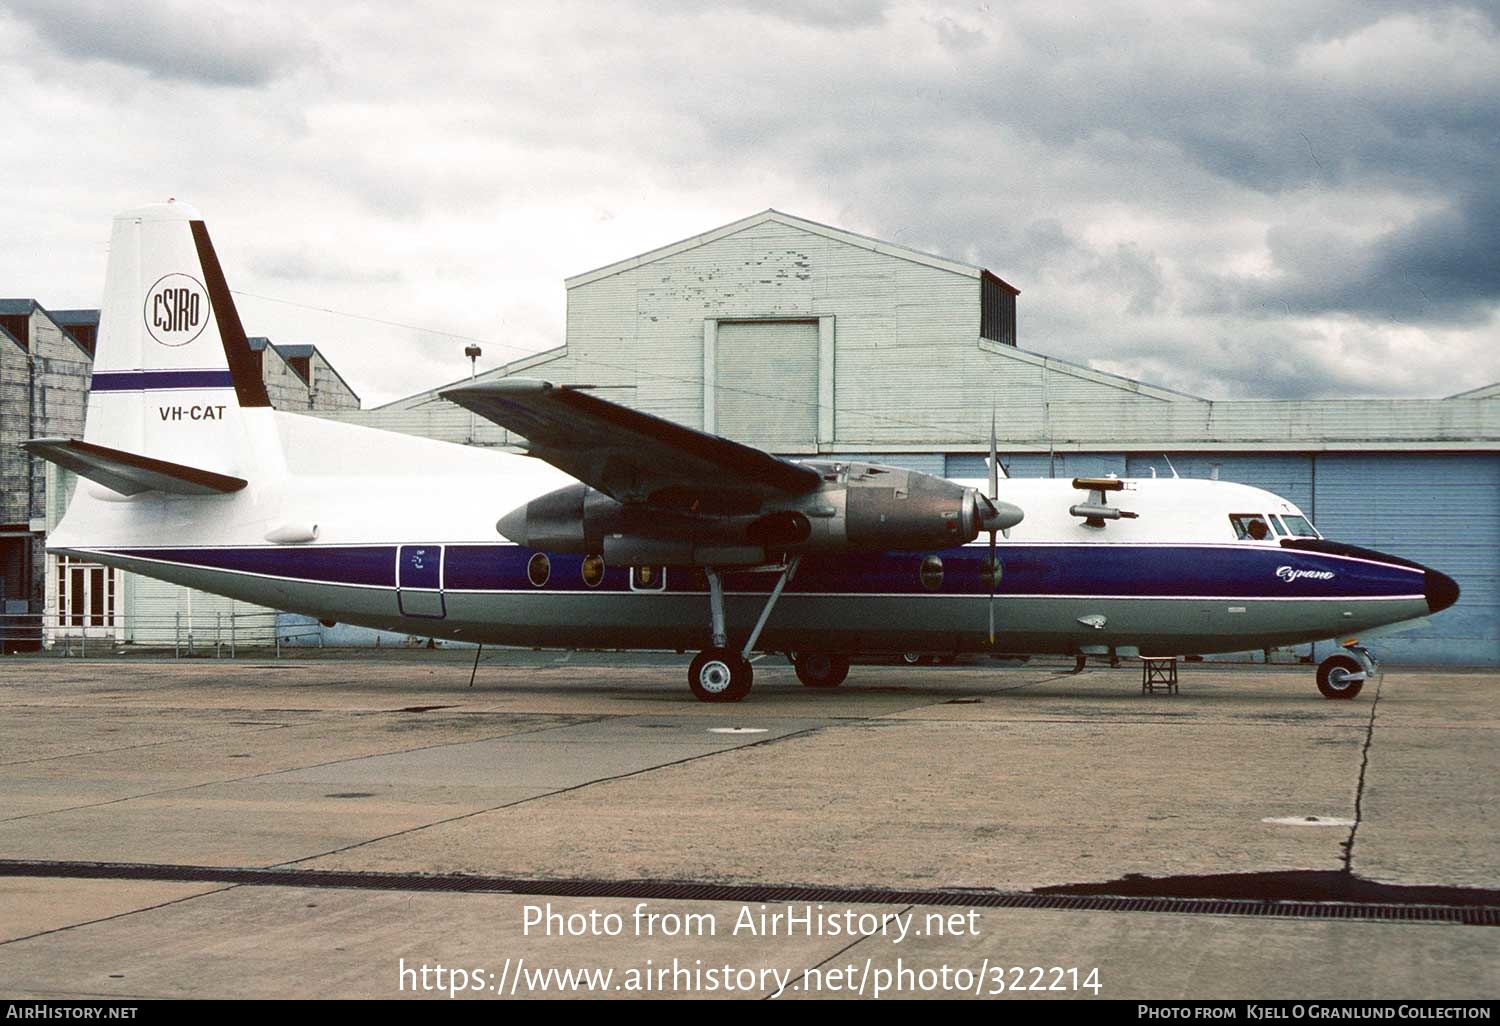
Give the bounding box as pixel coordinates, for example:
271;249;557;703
80;200;269;479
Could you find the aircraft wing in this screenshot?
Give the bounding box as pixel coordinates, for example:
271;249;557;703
441;378;822;504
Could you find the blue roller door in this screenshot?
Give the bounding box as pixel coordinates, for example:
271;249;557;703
1312;453;1498;666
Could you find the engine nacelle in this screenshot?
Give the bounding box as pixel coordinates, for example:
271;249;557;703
498;484;764;560
842;465;978;550
495;461;1022;564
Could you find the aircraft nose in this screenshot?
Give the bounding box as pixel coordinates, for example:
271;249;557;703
1425;568;1460;614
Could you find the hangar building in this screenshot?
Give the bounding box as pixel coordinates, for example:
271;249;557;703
336;210;1500;666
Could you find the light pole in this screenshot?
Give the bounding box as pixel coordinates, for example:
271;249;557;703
464;345;481;443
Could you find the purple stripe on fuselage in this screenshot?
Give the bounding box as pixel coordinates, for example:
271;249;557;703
100;543;1424;600
91;370;235;392
103;546;396;587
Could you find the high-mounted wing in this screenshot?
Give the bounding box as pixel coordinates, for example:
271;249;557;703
442;379;822;504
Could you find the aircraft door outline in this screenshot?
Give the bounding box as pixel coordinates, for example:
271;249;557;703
397;544;446;619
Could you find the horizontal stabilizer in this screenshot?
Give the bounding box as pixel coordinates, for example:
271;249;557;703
22;437;247;496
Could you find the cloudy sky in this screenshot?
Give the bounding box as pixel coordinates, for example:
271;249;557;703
2;0;1496;406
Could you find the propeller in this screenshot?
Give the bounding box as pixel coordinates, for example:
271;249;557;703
975;409;1023;645
986;412;999;644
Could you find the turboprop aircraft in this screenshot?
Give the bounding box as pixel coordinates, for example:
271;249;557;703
29;202;1461;702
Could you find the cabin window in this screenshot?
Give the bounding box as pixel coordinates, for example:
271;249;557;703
631;565;666;592
1229;515;1271;541
1281;514;1319;538
527;552;550;587
581;554;605;588
919;555;944;591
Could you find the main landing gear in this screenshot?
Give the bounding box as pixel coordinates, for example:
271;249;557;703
689;647;753;702
688;557;800;703
1316;644;1377;700
792;651;850;689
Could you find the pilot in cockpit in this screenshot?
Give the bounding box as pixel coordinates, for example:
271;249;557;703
1230;514;1272;541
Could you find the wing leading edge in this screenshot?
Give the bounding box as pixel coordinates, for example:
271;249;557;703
441;378;822;504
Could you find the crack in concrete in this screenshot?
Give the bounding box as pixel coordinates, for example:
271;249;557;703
1341;672;1384;874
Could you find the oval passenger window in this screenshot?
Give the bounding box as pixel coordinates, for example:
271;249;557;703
527;552;550;587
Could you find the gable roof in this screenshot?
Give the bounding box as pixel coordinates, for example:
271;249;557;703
1448;382;1500;399
247;336;361;402
0;299;95;359
565;209;1019;292
977;338;1205;402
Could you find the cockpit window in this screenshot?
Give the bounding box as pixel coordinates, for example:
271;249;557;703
1229;514;1272;541
1280;514;1319;538
1268;515;1288;537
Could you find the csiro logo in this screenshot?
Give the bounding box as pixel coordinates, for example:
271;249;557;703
143;273;210;347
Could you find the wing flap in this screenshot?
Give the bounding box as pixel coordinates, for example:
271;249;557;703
22;437;247;496
442;379;821;503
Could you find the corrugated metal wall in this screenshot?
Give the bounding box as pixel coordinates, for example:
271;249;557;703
125;575;277;647
946;452;1129;480
1312;453;1498;666
1125;454;1315;513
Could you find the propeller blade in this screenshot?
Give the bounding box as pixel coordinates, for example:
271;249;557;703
987;529;997;645
988;408;999;501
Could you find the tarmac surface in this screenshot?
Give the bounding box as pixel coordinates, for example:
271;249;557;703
0;650;1496;1001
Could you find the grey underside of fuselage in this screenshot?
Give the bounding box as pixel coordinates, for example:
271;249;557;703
76;551;1426;656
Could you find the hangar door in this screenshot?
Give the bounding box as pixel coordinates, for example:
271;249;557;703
1313;453;1497;666
715;319;818;452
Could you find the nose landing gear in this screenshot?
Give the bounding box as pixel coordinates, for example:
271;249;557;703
1316;643;1378;699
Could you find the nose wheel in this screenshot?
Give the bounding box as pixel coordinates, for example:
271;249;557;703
1316;647;1374;699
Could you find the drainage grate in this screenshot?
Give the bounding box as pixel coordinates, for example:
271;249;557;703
1;860;1495;927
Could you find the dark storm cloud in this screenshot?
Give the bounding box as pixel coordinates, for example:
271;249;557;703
1206;190;1500;324
4;0;315;86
